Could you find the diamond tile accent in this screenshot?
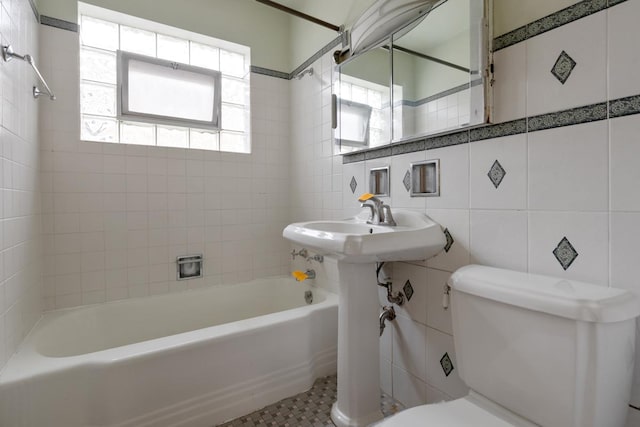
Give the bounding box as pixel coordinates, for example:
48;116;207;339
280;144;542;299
487;160;506;189
440;353;454;377
349;176;358;194
551;50;577;84
402;170;411;192
553;236;578;270
443;228;454;253
403;279;414;301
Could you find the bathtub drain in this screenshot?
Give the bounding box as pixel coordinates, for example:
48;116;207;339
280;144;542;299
305;290;313;304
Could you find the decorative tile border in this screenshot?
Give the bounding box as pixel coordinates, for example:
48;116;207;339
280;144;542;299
425;130;469;150
493;0;624;51
40;13;338;80
343;95;640;164
405;83;470;107
391;140;425;156
289;35;342;79
527;0;607;39
493;26;528;51
345;130;471;163
343;152;365;164
470;118;526;142
40;15;79;32
609;94;640;118
250;66;290;80
364;146;392;161
528;102;607;132
402;79;483;108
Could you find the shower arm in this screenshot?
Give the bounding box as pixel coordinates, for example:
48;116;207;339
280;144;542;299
255;0;342;32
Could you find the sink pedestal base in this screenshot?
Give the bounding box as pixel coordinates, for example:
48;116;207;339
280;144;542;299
328;260;384;427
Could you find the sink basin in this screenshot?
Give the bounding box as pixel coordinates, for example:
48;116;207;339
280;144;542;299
283;209;446;263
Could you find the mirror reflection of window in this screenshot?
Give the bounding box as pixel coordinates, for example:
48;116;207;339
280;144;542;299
392;0;472;141
335;46;392;152
335;77;390;149
335;0;491;154
337;100;372;147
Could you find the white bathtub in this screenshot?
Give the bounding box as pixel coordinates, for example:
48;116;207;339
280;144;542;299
0;277;338;427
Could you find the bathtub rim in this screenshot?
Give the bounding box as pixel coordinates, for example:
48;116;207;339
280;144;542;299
0;277;337;385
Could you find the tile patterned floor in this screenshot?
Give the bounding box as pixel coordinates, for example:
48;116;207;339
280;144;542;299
217;375;403;427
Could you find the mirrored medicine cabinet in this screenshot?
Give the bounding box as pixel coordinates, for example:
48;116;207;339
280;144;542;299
334;0;492;154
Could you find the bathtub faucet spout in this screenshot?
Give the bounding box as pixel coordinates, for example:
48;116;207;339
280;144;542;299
292;269;316;282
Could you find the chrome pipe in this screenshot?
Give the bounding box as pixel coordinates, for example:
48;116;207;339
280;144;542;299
379;306;396;337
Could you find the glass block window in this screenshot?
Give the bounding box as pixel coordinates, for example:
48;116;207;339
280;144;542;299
79;8;251;153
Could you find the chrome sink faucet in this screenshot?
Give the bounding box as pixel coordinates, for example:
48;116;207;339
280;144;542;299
358;193;396;226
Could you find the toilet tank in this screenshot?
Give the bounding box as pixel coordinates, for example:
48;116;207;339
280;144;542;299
448;265;640;427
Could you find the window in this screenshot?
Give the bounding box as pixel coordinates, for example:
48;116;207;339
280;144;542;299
334;77;389;149
118;51;221;129
79;3;251;153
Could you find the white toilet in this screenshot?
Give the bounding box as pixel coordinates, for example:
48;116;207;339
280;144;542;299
377;265;640;427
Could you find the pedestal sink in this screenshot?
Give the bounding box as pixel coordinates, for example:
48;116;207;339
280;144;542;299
283;209;446;427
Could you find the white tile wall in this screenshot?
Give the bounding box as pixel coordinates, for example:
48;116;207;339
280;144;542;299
528;121;608;212
0;0;43;372
290;52;342;224
286;3;640;419
608;0;640;100
526;11;607;116
470;210;528;271
469;134;527;210
528;211;609;285
39;25;291;310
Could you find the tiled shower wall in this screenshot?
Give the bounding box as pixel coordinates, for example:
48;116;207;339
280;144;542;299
289;55;342;223
0;0;43;372
39;24;291;310
290;0;640;422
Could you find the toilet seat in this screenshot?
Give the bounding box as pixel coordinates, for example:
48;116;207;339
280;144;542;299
375;392;538;427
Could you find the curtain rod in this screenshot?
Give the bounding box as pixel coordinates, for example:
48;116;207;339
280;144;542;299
255;0;342;32
2;45;56;100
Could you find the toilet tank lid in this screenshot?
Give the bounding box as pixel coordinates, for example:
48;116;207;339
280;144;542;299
448;265;640;323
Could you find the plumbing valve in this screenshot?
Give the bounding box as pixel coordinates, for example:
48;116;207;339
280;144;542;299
291;248;308;260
